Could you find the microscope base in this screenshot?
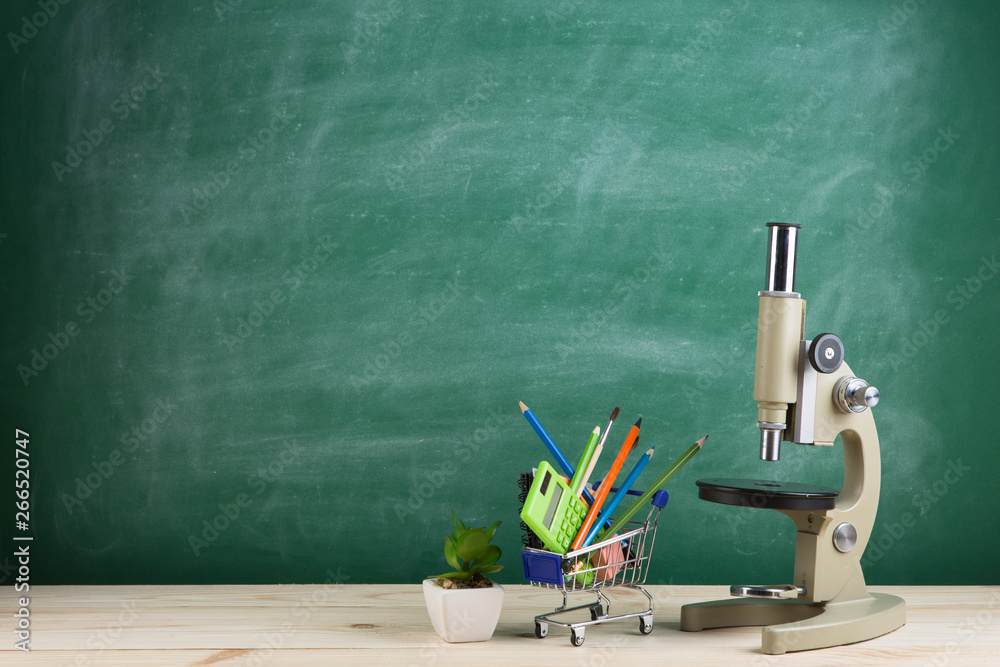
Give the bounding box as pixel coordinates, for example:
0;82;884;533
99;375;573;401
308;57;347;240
680;592;905;654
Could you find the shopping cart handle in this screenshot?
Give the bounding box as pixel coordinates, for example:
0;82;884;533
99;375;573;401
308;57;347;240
590;481;644;497
652;490;669;508
587;485;671;506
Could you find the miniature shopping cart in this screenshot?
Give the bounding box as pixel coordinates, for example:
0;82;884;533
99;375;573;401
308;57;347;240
520;488;669;646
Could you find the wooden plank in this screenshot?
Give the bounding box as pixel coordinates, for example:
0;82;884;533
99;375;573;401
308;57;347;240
10;645;1000;667
2;585;999;665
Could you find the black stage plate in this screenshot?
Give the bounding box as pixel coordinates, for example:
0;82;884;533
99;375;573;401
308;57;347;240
696;478;839;511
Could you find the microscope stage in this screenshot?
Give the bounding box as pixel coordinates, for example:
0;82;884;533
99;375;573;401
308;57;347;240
696;478;838;511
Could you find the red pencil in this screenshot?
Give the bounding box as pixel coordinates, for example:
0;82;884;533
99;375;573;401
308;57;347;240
570;417;641;551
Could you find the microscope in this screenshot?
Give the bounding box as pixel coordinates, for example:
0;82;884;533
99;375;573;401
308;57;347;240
679;223;906;654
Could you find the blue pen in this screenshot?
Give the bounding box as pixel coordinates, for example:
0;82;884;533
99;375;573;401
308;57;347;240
519;401;615;507
581;446;655;547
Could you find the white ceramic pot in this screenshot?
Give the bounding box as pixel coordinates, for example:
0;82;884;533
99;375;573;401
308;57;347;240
422;578;504;643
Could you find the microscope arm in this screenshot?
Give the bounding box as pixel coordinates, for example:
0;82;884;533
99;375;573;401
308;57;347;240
784;359;881;603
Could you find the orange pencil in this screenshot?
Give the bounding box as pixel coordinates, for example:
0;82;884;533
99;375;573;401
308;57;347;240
570;417;641;551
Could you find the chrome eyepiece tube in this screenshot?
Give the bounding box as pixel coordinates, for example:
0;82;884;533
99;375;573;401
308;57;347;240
764;222;801;294
754;223;804;461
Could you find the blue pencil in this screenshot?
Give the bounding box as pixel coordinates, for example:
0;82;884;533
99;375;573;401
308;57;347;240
581;446;655;547
518;400;600;505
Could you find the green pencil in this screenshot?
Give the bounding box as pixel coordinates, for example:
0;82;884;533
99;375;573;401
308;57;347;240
569;425;601;497
594;435;707;542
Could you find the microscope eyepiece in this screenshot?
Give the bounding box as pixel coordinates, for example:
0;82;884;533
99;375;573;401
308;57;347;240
764;222;801;294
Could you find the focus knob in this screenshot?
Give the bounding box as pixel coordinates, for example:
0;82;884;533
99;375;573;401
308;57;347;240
835;376;879;414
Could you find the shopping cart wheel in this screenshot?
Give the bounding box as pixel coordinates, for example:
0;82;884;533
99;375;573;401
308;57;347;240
534;622;547;639
589;604;603;621
639;615;653;635
570;627;585;647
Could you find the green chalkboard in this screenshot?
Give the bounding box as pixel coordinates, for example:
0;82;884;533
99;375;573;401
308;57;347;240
2;0;998;587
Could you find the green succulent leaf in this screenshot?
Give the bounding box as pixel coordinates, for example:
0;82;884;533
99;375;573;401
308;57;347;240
485;520;501;542
471;544;501;569
455;529;488;561
433;513;503;581
444;536;460;571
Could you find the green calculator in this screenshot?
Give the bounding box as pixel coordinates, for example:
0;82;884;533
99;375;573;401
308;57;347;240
520;460;589;554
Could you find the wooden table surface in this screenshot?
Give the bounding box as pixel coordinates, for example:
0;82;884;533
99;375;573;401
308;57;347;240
2;585;999;665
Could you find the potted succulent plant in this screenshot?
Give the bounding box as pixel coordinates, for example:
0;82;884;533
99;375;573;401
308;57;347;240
422;511;505;643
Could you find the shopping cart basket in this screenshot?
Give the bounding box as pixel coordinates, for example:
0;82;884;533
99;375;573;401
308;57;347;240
521;489;669;646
